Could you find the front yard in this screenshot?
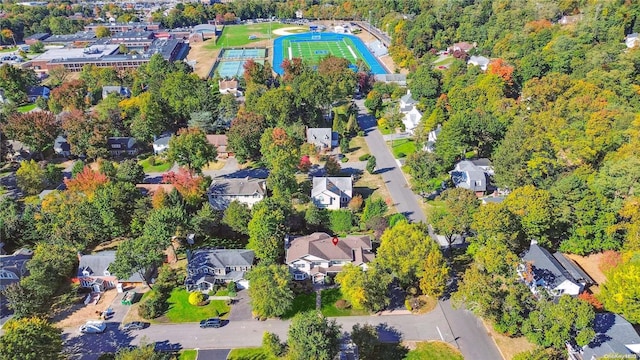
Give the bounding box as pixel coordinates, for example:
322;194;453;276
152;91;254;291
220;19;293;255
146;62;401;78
138;156;173;173
405;341;463;360
282;292;316;319
163;289;230;323
389;138;417;158
227;347;277;360
320;288;368;317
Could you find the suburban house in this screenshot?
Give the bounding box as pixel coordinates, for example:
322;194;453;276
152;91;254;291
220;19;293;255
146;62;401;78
399;90;422;134
449;159;493;196
424;124;442;152
152;134;172;154
53;135;71;157
208;176;266;210
206;134;231;158
448;41;476;53
185;249;254;291
0;89;8;104
468;55;490;71
75;251;154;293
0;248;33;291
569;312;640;360
107;137;138;156
26;86;50;102
306;128;338;150
311;176;353;210
558;14;583;26
219;79;240;96
626;33;639;49
286;232;375;283
517;240;594;298
102;85;131;99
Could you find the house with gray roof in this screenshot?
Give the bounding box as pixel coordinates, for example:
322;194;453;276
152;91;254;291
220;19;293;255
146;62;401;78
468;55;490;71
306;128;337;150
311;176;352;210
208;176;266;210
185;249;254;291
449;159;493;196
74;251;155;293
102;85;131;99
152;134;172;154
107;137;138;156
286;232;374;283
0;248;33;291
569;313;640;360
53;135;71;157
517;240;594;298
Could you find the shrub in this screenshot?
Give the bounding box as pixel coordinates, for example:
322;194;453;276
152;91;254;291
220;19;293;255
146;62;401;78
335;299;351;309
366;156;376;174
227;281;236;293
397;152;406;158
188;291;206;306
147;155;156;166
341;157;348;163
388;213;407;227
357;130;365;137
404;299;413;311
330;209;353;234
138;297;165;319
358;154;371;161
348;194;364;212
578;291;603;310
262;332;285;357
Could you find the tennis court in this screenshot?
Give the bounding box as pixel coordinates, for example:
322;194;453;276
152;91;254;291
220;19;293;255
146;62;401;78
273;33;387;75
215;59;265;78
221;48;267;59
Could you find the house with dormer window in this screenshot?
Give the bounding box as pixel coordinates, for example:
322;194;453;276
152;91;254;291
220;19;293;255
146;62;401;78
74;251;154;293
185;249;254;291
311;176;352;210
307;128;338;150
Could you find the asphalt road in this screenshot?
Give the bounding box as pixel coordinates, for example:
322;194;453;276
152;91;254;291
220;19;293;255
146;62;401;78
353;99;426;223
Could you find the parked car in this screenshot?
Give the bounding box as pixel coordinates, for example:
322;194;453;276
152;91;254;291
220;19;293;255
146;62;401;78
122;321;148;331
80;320;106;334
199;318;222;328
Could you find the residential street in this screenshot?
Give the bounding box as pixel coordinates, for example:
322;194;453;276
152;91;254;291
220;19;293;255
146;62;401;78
353;98;426;223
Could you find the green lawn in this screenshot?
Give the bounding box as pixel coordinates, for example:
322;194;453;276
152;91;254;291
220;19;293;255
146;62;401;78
379;126;394;135
0;46;16;53
17;104;36;113
320;288;368;317
214;289;229;296
165;289;230;323
179;349;198;360
282;292;316;319
405;341;464;360
138;156;173;173
205;23;306;50
227;347;276;360
390;139;417;158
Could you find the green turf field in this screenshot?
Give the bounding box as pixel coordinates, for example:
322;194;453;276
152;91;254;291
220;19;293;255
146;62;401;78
204;23;306;50
282;36;365;65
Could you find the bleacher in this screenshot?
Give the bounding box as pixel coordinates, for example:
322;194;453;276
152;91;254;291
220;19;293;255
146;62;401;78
366;40;388;57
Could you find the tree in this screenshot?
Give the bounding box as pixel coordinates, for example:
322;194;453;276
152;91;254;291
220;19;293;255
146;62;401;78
351;324;382;360
246;264;294;318
60;109;110;159
405;151;443;194
262;332;285;358
452;266;503;320
598;255;640;324
92;182;141;238
114;342;171;360
366;156;376;174
0;317;62;360
227;110;266;162
0;64;37;103
142;206;188;244
377;222;436;286
305;206;329;231
30;41;44;53
222;200;252;235
329;209;354;234
15;160;46;196
3;111;58;156
243;59;272;86
324;156;341;176
110;237;165;289
471;202;528;254
408;64;441;107
364;90;383;115
161;169;207;207
503;185;554;247
428;188;479;250
335;264;367;309
419;248;450;298
64;166;109;199
261;128;300;198
217;93;239;130
287;311;341;360
188;111;216;133
2;283;43;319
522;296;595;350
166;128;216;173
48;80;88;113
317;55;356;107
116;159;145;184
247;203;287;264
95;25;111;38
361;197;387;225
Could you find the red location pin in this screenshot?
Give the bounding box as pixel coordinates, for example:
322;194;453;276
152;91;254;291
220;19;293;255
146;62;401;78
332;236;339;246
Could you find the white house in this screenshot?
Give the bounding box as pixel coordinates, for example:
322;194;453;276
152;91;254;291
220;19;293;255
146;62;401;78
208;176;266;210
185;249;254;291
152;134;172;154
53;135;71;157
424;124;442;152
399;90;422;134
518;240;594;298
311;176;352;210
449;159;493;196
286;232;374;283
626;33;639;49
468;55;490;71
307;128;337;150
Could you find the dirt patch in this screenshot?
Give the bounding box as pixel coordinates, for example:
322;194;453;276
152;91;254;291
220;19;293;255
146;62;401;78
203;159;226;171
564;253;607;291
484;319;536;360
354;171;396;214
186;39;220;78
54;289;119;329
272;27;304;36
345;136;370;162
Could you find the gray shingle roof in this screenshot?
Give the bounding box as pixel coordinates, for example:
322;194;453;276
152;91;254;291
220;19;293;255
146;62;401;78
209;177;266;196
78;251;145;283
582;313;640;359
450;160;487;192
312;177;352;198
188;249;255;270
521;243;587;290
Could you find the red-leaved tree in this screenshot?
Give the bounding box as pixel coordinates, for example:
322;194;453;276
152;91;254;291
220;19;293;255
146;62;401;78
64;166;109;199
162;168;206;206
2;111;59;157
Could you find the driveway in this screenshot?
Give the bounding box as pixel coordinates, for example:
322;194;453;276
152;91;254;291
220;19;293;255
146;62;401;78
353;99;426;223
227;290;252;321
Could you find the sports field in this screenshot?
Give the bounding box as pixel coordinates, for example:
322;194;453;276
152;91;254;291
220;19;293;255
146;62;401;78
282;36;362;64
204;23;307;50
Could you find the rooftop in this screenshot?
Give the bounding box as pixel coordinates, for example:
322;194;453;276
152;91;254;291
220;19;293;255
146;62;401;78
286;232;373;264
209;177;266;197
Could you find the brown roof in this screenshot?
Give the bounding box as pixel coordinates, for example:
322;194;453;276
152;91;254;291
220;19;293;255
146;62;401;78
135;184;175;196
206;134;228;147
219;79;238;91
286;232;373;264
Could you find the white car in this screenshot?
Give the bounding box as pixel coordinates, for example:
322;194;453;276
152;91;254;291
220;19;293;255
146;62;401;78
80;320;106;334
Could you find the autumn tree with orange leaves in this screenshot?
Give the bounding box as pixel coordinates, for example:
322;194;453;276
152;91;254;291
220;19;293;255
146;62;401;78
64;167;109;200
162;168;207;207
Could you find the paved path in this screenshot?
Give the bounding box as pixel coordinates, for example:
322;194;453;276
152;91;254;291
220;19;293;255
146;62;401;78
353;99;426;223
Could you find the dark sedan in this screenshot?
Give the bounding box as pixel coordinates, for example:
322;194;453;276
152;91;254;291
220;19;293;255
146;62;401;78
199;318;222;328
122;321;149;331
